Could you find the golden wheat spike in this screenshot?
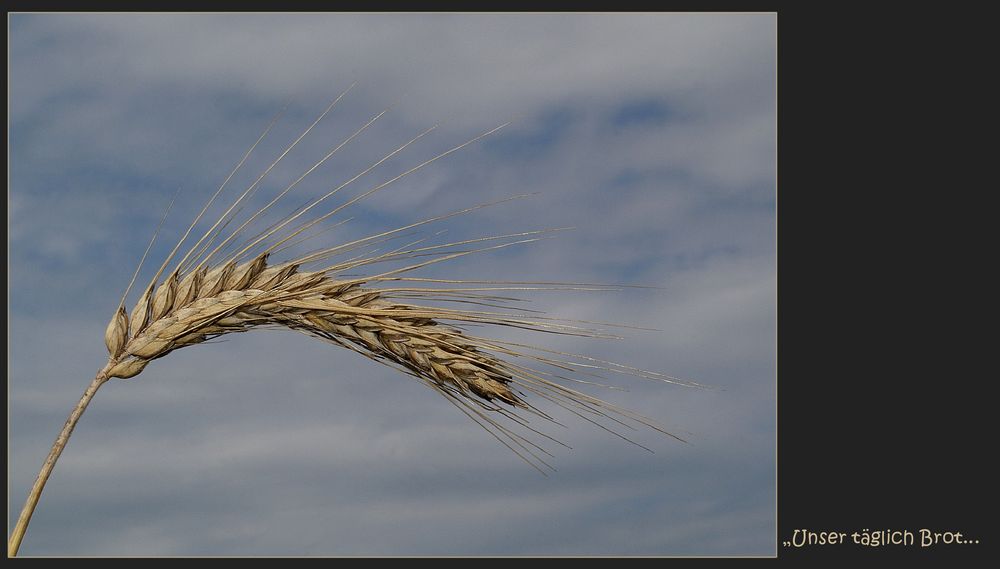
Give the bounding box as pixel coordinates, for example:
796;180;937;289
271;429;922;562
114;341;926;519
8;89;693;556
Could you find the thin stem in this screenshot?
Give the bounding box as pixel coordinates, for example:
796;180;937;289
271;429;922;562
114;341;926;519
8;367;113;557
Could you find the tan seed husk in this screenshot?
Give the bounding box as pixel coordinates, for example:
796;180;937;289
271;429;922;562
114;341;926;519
129;286;153;338
104;306;129;357
174;267;204;309
150;272;178;322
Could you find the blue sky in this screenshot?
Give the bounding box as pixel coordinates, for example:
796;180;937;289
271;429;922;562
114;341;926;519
8;13;776;555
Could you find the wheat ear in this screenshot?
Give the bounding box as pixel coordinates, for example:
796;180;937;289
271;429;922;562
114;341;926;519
9;91;701;556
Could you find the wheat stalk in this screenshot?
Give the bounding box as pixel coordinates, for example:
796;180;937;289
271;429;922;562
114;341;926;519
8;87;700;556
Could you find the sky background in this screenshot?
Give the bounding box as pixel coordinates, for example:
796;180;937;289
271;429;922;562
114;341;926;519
8;13;776;556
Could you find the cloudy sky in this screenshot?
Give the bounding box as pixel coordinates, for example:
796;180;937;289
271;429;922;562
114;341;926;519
8;13;776;556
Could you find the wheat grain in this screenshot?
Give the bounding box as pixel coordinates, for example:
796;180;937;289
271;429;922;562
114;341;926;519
9;88;702;556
